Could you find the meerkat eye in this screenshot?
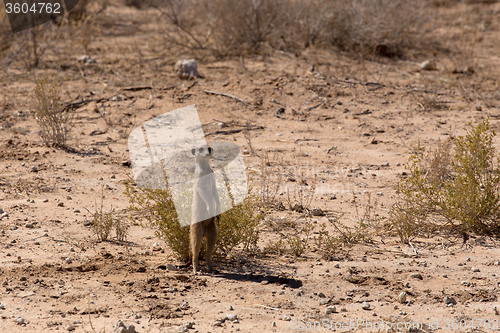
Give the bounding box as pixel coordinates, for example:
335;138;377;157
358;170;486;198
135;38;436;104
198;147;204;153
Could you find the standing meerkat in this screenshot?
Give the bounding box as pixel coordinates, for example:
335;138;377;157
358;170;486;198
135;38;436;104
190;144;221;273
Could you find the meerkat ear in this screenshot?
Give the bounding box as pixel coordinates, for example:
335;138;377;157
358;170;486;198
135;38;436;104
191;148;196;155
208;147;213;154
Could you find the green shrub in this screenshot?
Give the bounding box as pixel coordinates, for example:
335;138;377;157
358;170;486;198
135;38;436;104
125;182;263;262
390;118;500;242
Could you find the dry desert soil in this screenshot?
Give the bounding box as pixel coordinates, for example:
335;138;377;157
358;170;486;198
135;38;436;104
1;1;500;332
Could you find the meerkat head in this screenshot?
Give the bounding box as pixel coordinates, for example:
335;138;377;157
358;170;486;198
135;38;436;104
191;145;213;159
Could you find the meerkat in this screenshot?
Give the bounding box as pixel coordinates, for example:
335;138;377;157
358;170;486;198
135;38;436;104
190;144;221;273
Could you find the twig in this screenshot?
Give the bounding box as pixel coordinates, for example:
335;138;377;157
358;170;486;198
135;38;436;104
327;146;336;154
204;90;248;105
304;100;326;111
254;304;280;311
59;98;109;113
120;86;153;92
205;125;264;137
409;241;418;255
213;119;257;128
243;129;260;158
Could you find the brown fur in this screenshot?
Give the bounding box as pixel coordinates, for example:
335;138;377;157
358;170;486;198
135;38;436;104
190;217;217;273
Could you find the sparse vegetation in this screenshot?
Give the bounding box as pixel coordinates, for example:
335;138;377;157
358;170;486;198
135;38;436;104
31;76;74;147
390;118;500;243
154;0;431;58
125;181;264;262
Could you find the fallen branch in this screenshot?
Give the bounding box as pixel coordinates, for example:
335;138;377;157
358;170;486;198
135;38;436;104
304;100;326;111
254;304;280;311
60;98;109;113
205;125;264;137
213;118;257;128
120;86;153;92
275;107;285;119
204;90;248;105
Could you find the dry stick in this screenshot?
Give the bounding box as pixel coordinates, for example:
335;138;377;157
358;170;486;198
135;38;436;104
304;100;326;111
243;129;260;158
204;90;248;105
205;125;264;137
254;304;280;311
213;118;258;128
409;241;418;255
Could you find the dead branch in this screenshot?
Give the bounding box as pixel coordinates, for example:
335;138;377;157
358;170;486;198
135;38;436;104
204;90;248;105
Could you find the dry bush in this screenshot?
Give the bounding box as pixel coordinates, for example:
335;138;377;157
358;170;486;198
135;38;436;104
0;8;15;60
156;0;431;58
125;182;264;262
31;76;74;147
390;118;500;243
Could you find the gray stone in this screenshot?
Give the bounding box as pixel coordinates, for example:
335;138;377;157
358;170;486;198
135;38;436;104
362;302;370;310
113;320;136;333
444;296;457;305
174;59;200;79
325;305;336;314
397;292;407;304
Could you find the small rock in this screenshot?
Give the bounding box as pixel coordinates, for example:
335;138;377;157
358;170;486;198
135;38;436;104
74;209;80;213
218;122;226;129
113;320;136;333
25;223;34;229
317;292;326;298
382;162;389;167
226;314;237;321
31;166;38;172
65;257;72;264
112;95;126;102
185;322;194;329
174;59;200;79
213;320;223;327
442;274;448;278
1;212;9;218
461;281;471;286
311;208;324;216
325;305;336;314
43;199;49;203
444;296;457;306
471;267;480;272
34;241;40;245
396;162;401;166
0;304;5;309
78;55;97;64
271;321;276;327
340;306;347;312
69;246;75;252
284;315;291;321
261;280;269;285
42;232;48;237
397;292;407;304
16;317;25;325
229;305;234;310
176;326;188;333
376;192;384;197
362;302;370;310
420;60;436;71
58;202;64;207
66;324;76;331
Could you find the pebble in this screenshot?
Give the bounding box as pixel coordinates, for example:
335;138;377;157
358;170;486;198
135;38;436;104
382;162;389;167
376;192;383;197
471;267;480;272
461;281;471;286
475;105;482;111
176;326;188;333
31;166;38;172
494;261;499;266
317;292;326;298
362;302;370;310
16;317;25;325
397;292;407;304
420;60;436;71
227;314;237;321
325;305;336;314
0;304;5;309
34;241;40;245
271;321;276;327
213;320;223;327
442;274;448;278
66;325;76;331
218;123;226;129
113;320;136;333
444;296;457;305
396;162;401;166
229;305;234;310
261;280;269;285
25;223;34;229
65;257;72;264
311;208;324;216
1;212;9;218
43;199;49;203
340;306;347;312
70;246;75;252
74;209;80;213
284;315;291;321
42;232;48;237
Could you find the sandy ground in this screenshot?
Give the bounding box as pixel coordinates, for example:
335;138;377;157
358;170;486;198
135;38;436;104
1;1;500;332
